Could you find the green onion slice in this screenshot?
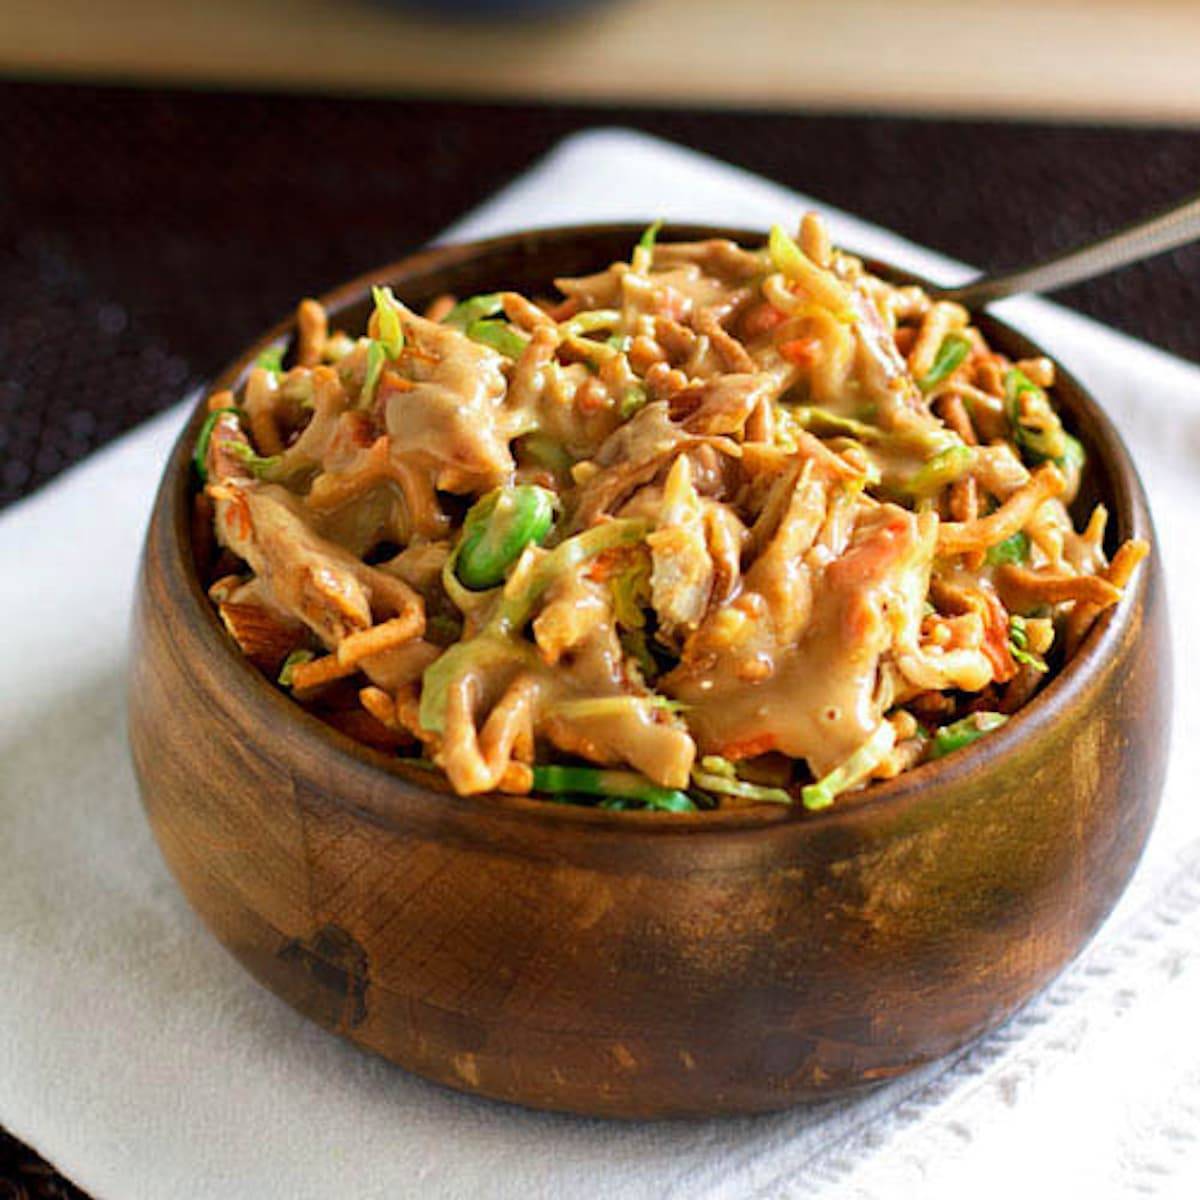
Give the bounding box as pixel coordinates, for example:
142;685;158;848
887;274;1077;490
1005;368;1068;464
620;384;648;420
918;332;972;392
631;219;664;272
930;711;1008;760
1008;615;1048;673
906;443;973;498
443;293;504;329
456;485;557;591
193;407;239;482
255;345;285;376
278;649;315;686
692;756;791;806
985;530;1030;566
228;441;282;478
467;319;529;359
371;285;405;359
531;764;694;812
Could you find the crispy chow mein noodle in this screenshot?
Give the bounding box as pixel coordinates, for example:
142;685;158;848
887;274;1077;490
195;218;1148;813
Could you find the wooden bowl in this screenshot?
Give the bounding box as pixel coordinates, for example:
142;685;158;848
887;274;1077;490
128;224;1171;1118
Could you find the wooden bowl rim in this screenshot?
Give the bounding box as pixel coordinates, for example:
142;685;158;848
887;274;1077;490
154;221;1156;836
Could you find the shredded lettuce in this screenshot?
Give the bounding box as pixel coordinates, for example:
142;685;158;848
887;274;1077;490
620;384;648;419
906;443;974;498
620;629;658;680
418;633;538;737
692;756;792;805
985;530;1030;566
768;224;808;281
467;319;529;359
631;219;663;272
228;441;282;478
559;309;621;337
277;649;314;686
193;407;238;482
930;711;1008;759
360;339;387;408
789;407;960;463
608;549;651;630
443;293;503;329
1059;431;1086;472
519;433;575;474
254;345;285;376
767;224;855;321
788;405;878;440
1008;615;1048;673
456;485;557;590
1005;368;1068;464
801;721;897;811
532;764;694;812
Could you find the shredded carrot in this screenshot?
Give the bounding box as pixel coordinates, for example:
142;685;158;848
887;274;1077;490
778;336;822;366
584;546;634;583
741;300;786;340
379;367;416;394
213;486;253;542
976;587;1018;684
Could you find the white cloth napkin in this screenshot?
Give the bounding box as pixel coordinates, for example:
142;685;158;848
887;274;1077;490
3;129;1199;1200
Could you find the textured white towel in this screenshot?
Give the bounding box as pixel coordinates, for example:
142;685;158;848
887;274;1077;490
2;129;1198;1200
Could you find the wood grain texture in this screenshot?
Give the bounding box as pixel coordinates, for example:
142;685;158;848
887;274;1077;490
7;0;1200;123
127;225;1171;1117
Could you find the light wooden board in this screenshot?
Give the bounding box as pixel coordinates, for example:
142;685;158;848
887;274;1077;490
3;0;1200;123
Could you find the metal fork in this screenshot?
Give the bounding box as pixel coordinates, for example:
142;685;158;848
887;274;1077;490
933;189;1200;309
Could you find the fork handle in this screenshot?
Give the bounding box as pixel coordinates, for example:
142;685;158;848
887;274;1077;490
936;189;1200;308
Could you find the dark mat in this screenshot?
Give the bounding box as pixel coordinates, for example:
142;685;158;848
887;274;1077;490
3;84;1200;512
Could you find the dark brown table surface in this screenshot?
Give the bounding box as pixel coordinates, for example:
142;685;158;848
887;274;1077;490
2;80;1197;1194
